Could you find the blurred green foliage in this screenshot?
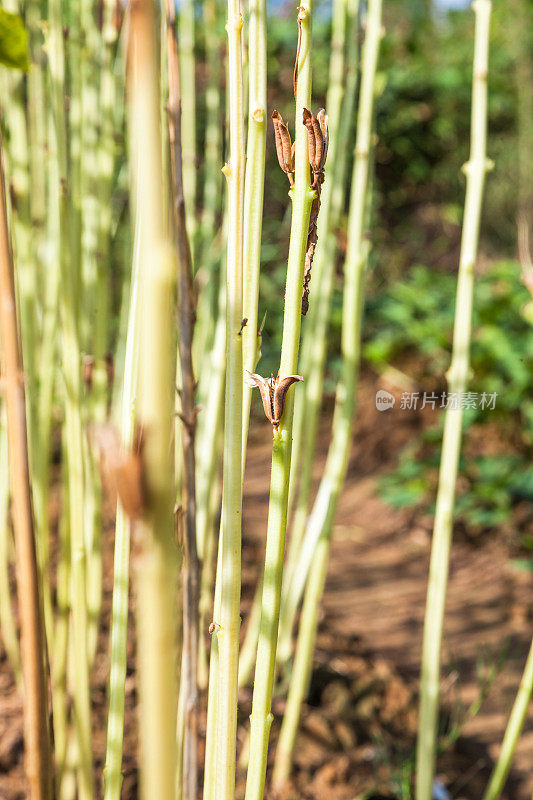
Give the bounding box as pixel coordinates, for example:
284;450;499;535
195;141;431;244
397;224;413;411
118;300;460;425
365;260;533;537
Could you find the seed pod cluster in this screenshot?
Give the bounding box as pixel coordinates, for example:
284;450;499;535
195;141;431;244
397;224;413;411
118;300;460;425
245;372;303;431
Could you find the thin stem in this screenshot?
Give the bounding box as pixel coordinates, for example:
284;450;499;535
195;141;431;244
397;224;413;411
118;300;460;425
241;0;267;467
165;3;199;798
482;638;533;800
179;0;197;253
49;1;94;795
279;0;360;665
244;6;314;799
210;0;245;795
277;0;382;675
273;0;382;782
415;3;492;797
0;129;52;800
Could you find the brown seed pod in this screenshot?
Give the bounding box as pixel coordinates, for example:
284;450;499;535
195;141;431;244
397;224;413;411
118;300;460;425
302;108;316;173
272;375;303;424
316;109;329;171
245;372;303;430
272;111;294;183
90;423;145;519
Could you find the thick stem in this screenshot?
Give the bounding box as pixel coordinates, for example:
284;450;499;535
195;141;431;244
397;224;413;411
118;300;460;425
0;130;52;800
244;6;314;799
415;3;492;797
127;4;179;800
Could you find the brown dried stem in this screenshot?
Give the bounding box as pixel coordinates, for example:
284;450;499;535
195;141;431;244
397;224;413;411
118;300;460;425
164;2;199;799
0;133;52;800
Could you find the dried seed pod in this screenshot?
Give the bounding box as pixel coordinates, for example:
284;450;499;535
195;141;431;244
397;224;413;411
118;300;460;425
316;109;329;171
302;108;316;172
245;372;275;425
273;375;304;424
91;423;145;519
272;111;294;183
246;372;303;430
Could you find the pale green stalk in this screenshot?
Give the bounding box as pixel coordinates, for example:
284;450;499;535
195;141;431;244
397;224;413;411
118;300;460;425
244;6;314;799
102;114;143;800
273;0;382;782
127;4;179;800
482;638;533;800
0;407;21;685
273;531;329;788
179;0;197;252
279;0;360;664
241;0;266;464
197;304;226;690
49;1;93;796
200;0;224;257
276;0;382;673
26;0;47;232
208;0;245;796
202;533;223;800
415;3;492;797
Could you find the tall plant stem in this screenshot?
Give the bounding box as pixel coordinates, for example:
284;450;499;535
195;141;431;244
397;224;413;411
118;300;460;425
241;0;266;464
128;3;179;800
244;6;314;799
165;2;199;798
207;0;245;796
179;0;197;253
49;1;94;796
415;2;492;797
279;0;360;665
277;0;381;676
200;0;224;259
273;0;382;782
0;409;21;684
102;90;142;800
482;637;533;800
0;130;52;800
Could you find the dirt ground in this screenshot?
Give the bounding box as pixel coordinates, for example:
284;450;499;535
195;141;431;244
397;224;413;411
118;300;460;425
1;371;532;799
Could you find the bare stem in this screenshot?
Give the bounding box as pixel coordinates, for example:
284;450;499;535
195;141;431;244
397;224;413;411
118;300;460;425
0;129;52;800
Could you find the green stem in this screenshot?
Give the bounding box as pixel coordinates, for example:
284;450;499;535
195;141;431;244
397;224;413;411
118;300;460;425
415;3;492;797
102;102;142;800
241;0;266;467
179;0;197;254
210;0;245;795
244;6;314;799
482;638;533;800
273;0;382;782
49;1;94;796
277;0;382;677
279;0;360;665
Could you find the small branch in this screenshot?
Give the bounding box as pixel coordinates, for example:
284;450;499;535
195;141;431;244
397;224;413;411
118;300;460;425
0;132;52;800
164;4;199;800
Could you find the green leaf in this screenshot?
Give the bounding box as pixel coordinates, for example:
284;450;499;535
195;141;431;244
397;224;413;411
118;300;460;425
0;8;29;71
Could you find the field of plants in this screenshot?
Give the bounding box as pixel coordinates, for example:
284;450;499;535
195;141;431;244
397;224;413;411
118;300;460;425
0;0;532;799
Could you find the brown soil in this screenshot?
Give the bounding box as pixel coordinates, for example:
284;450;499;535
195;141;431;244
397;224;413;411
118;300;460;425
1;371;532;799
